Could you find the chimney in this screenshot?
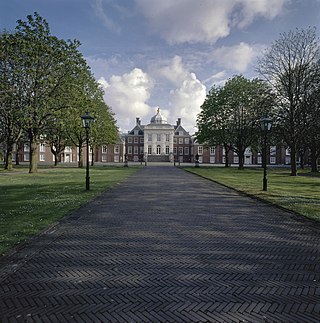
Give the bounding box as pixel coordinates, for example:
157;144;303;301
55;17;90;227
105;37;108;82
176;118;181;126
136;117;141;125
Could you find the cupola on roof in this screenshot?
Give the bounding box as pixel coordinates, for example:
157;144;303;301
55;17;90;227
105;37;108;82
150;108;167;124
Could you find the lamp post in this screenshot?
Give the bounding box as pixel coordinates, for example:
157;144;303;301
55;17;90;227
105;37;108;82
260;116;272;191
81;111;95;191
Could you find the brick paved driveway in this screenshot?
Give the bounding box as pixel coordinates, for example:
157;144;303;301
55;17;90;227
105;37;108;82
1;166;320;322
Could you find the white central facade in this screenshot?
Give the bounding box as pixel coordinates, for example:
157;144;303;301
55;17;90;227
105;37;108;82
143;109;174;158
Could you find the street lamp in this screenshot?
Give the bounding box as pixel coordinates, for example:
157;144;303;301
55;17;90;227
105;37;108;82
260;116;272;191
81;111;95;191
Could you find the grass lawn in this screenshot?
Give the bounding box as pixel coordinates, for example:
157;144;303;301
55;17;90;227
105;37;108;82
185;166;320;222
0;165;140;255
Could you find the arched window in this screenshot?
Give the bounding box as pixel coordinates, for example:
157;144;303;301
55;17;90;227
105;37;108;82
156;145;161;155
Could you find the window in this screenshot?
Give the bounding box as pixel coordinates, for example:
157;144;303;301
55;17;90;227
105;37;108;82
210;156;215;164
173;147;177;155
210;147;215;155
157;134;161;142
102;154;107;162
179;147;183;155
128;146;132;154
65;146;72;153
128;137;132;143
222;147;226;155
257;156;262;164
148;145;152;154
156;145;161;155
270;146;276;156
166;146;169;154
233;156;239;164
40;143;46;152
166;134;170;142
179;138;183;144
140;137;144;143
174;137;177;143
184;138;189;144
134;137;138;143
134;130;139;135
24;144;30;152
134;146;139;155
40;154;45;161
148;134;152;142
114;145;119;154
270;156;276;164
102;145;107;153
198;146;203;155
140;146;144;154
184;147;189;155
24;153;29;162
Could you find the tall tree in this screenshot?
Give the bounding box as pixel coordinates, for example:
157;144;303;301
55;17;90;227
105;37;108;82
197;76;272;170
11;13;86;173
0;31;24;170
257;27;320;176
196;86;233;167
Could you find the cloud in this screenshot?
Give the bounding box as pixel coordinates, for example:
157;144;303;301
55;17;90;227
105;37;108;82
98;68;154;130
92;0;121;33
157;56;206;132
135;0;286;44
211;42;263;73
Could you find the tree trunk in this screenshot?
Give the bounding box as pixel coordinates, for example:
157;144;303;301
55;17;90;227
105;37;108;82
29;139;38;173
238;152;244;170
91;147;94;166
53;152;59;166
310;146;318;172
4;144;13;171
224;144;229;167
300;152;305;170
78;146;83;168
290;145;297;176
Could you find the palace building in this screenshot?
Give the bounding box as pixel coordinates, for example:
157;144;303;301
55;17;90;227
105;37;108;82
5;109;297;167
125;109;192;163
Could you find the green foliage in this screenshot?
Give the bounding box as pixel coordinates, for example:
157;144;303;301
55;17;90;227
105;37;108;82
0;12;119;171
0;166;140;255
196;75;274;169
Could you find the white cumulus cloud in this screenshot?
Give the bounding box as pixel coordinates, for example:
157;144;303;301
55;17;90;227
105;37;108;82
211;42;263;73
157;56;206;132
98;68;154;130
135;0;286;44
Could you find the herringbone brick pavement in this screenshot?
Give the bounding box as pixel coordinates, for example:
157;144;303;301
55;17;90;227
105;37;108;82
0;166;320;322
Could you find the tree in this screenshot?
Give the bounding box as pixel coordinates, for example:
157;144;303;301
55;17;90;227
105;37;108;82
0;31;24;170
11;13;87;173
89;99;118;166
197;75;272;170
257;27;320;176
196;86;233;167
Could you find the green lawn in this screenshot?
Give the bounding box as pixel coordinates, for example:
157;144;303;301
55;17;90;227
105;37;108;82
0;166;139;255
185;166;320;221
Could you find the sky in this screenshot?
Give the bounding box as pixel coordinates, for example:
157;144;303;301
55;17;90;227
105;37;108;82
1;0;320;134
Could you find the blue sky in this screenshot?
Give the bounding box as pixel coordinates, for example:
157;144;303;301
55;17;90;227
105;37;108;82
1;0;320;133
